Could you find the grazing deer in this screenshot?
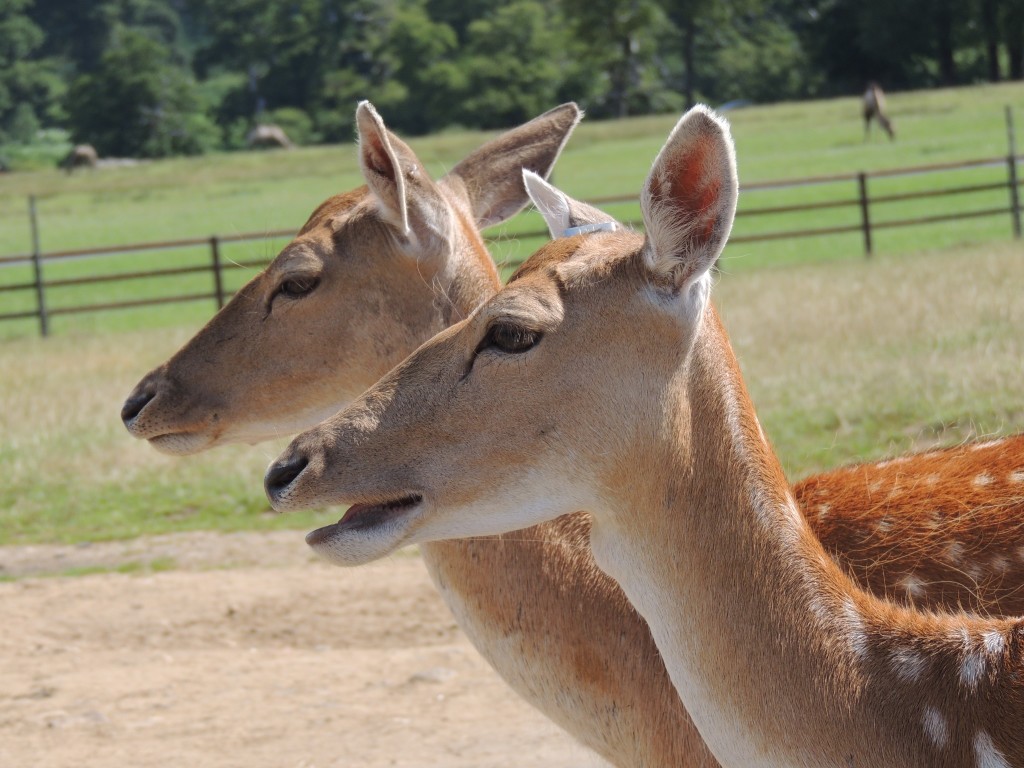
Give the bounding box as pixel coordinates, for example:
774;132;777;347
62;143;98;172
127;104;1023;767
864;82;896;140
266;105;1024;767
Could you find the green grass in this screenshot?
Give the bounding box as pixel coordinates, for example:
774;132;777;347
1;82;1024;338
1;83;1023;547
1;238;1021;546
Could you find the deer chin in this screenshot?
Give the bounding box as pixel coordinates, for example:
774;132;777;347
147;430;217;456
305;493;425;566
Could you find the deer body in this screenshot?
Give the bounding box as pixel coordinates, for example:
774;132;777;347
864;82;896;140
799;435;1024;612
594;305;1023;766
267;107;1024;766
127;104;1023;767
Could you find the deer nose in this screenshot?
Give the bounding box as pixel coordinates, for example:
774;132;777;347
265;454;310;505
121;386;157;426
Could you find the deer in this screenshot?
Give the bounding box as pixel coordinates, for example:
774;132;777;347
265;105;1024;767
863;82;896;140
124;103;1024;767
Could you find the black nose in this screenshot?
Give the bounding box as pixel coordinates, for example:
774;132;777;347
265;455;309;499
121;388;156;425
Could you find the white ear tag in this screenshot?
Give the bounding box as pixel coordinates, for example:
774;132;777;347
562;221;618;238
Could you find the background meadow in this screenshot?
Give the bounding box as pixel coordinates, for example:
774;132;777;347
1;82;1023;548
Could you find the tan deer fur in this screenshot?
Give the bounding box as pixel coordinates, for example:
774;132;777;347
127;104;1023;767
266;106;1024;767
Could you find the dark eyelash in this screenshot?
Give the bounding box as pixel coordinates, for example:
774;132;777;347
276;276;319;299
483;322;541;354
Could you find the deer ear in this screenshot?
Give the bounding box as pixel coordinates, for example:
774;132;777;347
640;105;738;293
356;101;451;250
523;170;620;238
523;170;571;236
442;103;582;229
357;101;410;235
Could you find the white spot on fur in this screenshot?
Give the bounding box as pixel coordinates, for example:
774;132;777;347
1009;470;1024;484
990;554;1010;573
889;646;927;682
868;479;884;492
966;563;984;582
877;514;892;533
927;510;944;530
925;473;941;486
971;438;1006;451
921;706;949;749
944;541;965;565
808;593;831;627
974;730;1011;768
958;629;986;690
841;599;869;661
974;472;994;487
816;503;831;521
982;630;1005;657
898;574;927;599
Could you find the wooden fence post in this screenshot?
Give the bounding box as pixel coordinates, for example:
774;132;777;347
29;195;49;337
209;236;225;309
1005;106;1021;239
857;172;873;257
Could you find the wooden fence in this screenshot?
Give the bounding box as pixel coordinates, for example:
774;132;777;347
1;152;1021;337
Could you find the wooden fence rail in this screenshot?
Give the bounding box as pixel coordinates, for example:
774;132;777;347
1;152;1020;337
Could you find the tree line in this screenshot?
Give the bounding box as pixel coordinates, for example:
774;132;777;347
2;0;1022;159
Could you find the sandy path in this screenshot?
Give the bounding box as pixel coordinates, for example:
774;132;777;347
0;533;604;767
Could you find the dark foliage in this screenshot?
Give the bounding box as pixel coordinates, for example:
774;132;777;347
4;0;1021;157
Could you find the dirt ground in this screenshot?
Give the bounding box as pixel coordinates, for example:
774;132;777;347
0;532;606;767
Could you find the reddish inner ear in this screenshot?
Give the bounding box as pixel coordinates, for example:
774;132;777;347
363;132;396;181
656;136;722;245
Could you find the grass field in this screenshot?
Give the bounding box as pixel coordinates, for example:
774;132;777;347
1;238;1021;546
1;83;1023;547
1;81;1023;338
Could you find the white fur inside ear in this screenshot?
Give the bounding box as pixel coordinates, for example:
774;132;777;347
640;104;738;293
357;100;410;236
523;169;571;239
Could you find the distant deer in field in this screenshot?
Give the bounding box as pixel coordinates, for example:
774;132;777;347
863;82;895;140
62;144;98;173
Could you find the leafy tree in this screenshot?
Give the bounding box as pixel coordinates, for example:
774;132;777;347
659;0;717;107
0;0;65;143
30;0;183;72
66;29;217;156
453;1;564;128
711;13;819;103
559;0;669;117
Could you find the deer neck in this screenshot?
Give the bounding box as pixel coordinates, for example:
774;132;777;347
433;200;502;325
590;306;1024;768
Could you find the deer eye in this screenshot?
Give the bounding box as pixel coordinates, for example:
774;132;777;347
482;322;541;355
276;276;319;299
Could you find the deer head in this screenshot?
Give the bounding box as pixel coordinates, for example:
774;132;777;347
264;105;738;567
120;102;581;454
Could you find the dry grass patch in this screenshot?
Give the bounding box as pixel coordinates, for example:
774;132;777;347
718;239;1024;476
1;239;1021;544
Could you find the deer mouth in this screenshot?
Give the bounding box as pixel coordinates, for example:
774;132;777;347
305;493;425;564
146;429;216;456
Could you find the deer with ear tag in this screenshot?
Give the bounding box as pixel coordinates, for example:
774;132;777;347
268;106;1024;767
